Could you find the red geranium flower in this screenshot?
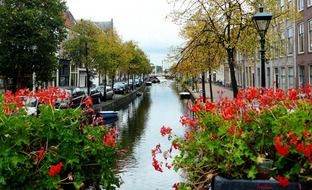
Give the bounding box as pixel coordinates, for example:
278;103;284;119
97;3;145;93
276;175;289;187
49;162;63;177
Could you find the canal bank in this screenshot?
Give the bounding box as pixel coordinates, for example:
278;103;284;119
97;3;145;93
183;82;233;101
93;84;146;112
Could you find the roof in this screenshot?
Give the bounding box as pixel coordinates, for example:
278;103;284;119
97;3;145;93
63;10;77;29
93;19;114;31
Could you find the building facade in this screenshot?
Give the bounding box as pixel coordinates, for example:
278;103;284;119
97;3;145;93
239;1;312;90
296;0;312;87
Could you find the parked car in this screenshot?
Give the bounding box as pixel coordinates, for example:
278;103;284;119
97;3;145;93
95;85;114;101
62;86;86;108
113;82;129;94
55;88;71;109
81;87;102;104
24;97;39;116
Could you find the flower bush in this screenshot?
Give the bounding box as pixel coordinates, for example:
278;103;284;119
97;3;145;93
153;86;312;189
0;87;120;189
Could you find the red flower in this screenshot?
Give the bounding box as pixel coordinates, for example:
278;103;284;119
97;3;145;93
160;126;172;136
172;182;179;190
35;147;45;163
228;125;242;138
221;107;235;120
274;135;289;156
296;143;305;153
190;103;202;112
49;162;63;177
82;96;93;107
275;144;289;156
165;163;172;169
152;157;163;172
276;175;289;187
102;131;116;148
172;142;179;150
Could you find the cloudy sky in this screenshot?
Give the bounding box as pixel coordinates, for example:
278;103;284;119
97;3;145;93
65;0;184;67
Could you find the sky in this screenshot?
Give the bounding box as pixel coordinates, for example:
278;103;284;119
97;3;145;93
65;0;184;67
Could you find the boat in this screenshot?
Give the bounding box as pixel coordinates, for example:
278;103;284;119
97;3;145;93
97;111;118;119
96;111;119;125
179;92;191;99
146;81;152;86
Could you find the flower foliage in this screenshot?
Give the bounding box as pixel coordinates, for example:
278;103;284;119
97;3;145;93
153;86;312;189
0;88;120;189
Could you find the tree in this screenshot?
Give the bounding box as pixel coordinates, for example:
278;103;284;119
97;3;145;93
63;20;101;95
0;0;66;92
169;0;298;97
93;28;125;99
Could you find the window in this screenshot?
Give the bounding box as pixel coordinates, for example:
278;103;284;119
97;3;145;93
281;67;286;89
281;0;285;10
308;0;312;7
309;20;312;52
287;27;293;55
267;67;271;87
298;23;304;53
310;65;312;84
257;68;261;87
298;0;304;11
288;67;295;88
274;68;279;88
299;65;305;87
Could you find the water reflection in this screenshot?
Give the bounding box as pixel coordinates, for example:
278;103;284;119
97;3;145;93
115;79;189;190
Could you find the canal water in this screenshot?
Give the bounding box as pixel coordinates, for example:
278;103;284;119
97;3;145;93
114;79;190;190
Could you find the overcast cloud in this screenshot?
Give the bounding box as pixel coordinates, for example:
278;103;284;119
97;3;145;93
65;0;183;66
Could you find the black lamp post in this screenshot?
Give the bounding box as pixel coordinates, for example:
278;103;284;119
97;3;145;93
253;6;272;88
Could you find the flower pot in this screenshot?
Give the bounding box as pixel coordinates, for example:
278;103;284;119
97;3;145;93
212;176;308;190
256;158;273;180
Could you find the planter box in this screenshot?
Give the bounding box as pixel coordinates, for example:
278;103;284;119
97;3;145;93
213;176;310;190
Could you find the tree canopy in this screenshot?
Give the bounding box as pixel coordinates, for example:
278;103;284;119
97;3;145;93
168;0;298;97
0;0;66;91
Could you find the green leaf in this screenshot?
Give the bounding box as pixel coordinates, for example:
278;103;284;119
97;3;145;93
247;165;257;179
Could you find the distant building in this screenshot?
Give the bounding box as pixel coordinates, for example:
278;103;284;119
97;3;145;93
91;19;114;87
55;10;78;87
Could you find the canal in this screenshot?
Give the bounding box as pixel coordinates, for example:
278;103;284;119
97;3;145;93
113;78;189;190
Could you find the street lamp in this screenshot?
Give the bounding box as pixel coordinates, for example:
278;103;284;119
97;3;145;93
253;6;272;88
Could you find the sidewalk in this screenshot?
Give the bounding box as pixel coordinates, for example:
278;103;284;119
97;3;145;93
190;83;233;101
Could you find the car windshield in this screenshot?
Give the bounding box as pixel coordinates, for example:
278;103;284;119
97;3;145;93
114;83;124;87
25;98;38;107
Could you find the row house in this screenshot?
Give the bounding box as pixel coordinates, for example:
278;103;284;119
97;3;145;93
55;10;78;87
296;0;312;87
56;12;114;88
236;0;312;90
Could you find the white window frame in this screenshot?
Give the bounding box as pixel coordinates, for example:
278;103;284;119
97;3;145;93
288;67;295;88
298;0;304;11
298;22;305;54
281;0;285;10
309;19;312;52
287;27;294;55
281;67;286;90
310;65;312;84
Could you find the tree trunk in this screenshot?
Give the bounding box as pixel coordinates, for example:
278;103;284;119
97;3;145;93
201;72;206;103
111;75;115;89
104;71;107;101
227;48;238;98
209;68;213;102
192;76;195;91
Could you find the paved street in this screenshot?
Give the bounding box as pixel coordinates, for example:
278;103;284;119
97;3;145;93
190;82;233;101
